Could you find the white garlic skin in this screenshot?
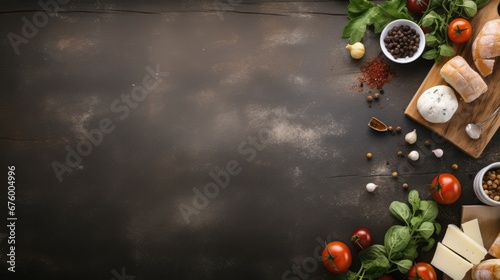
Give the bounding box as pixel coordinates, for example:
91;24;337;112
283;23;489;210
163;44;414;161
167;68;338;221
366;183;378;192
408;150;419;161
405;129;417;144
346;42;365;59
432;149;444;158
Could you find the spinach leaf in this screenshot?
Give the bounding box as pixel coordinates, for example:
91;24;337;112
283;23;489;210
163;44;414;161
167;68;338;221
411;216;423;228
401;238;418;260
363;256;391;278
384;225;411;257
434;222;442;235
389;201;411;224
422;237;436;252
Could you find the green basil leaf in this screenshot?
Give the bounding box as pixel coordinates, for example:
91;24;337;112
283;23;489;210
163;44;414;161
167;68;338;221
439;44;455;57
389;201;411;224
401;239;418;261
395;259;413;274
425;33;440;48
408;190;420;213
418;221;435;239
359;244;387;263
420;11;440;28
384;225;411;257
422;49;438;60
419;200;439;222
363;256;391;278
462;0;477;17
411;216;423;228
422;237;436;252
434;222;442;235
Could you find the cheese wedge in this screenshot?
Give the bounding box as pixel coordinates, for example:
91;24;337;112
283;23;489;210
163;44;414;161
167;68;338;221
442;224;488;264
431;242;473;280
462;218;484;247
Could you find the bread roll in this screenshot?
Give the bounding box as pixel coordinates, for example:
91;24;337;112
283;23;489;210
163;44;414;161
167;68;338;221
440;55;488;103
472;259;500;280
472;19;500;77
489;232;500;258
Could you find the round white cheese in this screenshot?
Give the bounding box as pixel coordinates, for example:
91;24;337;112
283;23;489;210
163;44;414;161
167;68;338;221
417;85;458;123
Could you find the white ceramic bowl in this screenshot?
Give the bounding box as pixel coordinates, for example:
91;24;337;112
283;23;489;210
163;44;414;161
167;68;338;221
380;19;426;64
473;162;500;206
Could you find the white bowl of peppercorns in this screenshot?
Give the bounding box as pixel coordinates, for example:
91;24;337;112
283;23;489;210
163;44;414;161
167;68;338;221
473;162;500;206
380;19;425;64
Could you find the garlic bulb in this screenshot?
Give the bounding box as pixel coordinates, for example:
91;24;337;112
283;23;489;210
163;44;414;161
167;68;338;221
405;129;417;144
346;42;365;59
408;150;419;161
366;183;378;192
432;149;444;158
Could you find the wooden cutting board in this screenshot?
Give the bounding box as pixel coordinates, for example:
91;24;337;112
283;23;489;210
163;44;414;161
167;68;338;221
404;0;500;158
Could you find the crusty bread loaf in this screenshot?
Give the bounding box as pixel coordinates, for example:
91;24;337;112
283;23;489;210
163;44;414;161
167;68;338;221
472;19;500;77
489;232;500;258
472;259;500;280
440;55;488;103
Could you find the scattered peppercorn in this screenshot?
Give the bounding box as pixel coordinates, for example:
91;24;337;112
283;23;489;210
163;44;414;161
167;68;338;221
392;171;398;178
367;95;373;102
366;152;373;159
424;140;430;146
388;126;393;132
374;92;380;100
396;126;402;133
402;183;409;189
452;163;459;170
397;151;403;157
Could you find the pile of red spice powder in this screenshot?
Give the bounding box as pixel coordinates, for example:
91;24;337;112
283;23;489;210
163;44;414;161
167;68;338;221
358;57;395;90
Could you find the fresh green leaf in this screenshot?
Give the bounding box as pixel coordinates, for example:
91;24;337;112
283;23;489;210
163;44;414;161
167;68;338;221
342;7;379;44
395;259;413;274
401;239;418;260
363;256;391;278
359;244;388;262
434;222;442;235
422;237;436;252
425;33;440;47
384;225;411;257
475;0;491;8
421;11;439;28
411;216;423;228
462;0;478;17
408;190;420;214
418;221;435;239
419;200;438;222
347;0;375;19
389;201;411;224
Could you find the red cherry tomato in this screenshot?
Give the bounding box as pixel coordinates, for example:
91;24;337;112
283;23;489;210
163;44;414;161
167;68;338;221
378;275;396;280
321;241;352;274
351;227;373;251
407;0;430;15
408;262;437;280
430;173;462;204
448;18;472;43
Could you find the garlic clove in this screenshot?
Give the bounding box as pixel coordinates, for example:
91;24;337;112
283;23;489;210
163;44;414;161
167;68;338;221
408;150;420;161
405;129;417;144
366;183;378;192
346;42;365;59
432;148;444;158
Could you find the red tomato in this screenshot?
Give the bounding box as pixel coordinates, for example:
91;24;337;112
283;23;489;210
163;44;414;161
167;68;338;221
408;262;437;280
351;227;373;251
407;0;429;15
448;18;472;43
378;275;396;280
321;241;352;274
430;173;462;204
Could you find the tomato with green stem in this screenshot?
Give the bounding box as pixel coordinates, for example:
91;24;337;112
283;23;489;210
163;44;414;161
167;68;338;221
407;262;437;280
321;241;352;274
351;227;373;251
430;173;462;204
448;18;472;43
